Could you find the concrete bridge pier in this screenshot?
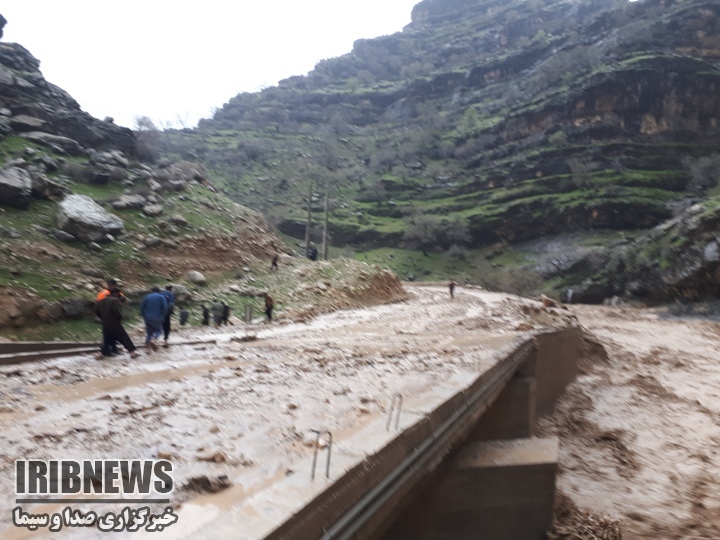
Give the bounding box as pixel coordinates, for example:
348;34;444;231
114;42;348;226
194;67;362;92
382;329;579;540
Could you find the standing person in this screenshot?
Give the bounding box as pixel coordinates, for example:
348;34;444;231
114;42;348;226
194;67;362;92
95;288;138;359
97;278;126;303
140;286;168;351
179;307;189;326
201;304;210;326
307;244;318;261
211;299;224;327
221;302;231;326
270;254;279;271
160;285;176;348
95;278;126;355
263;293;274;322
449;280;457;300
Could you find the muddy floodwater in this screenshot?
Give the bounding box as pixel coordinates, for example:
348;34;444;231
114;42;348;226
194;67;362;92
2;286;718;539
542;304;720;539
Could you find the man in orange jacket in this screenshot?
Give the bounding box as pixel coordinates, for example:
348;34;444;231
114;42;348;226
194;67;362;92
96;278;127;355
97;278;127;303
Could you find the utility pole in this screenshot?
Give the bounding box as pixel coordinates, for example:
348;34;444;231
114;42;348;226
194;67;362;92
304;180;313;257
321;181;329;260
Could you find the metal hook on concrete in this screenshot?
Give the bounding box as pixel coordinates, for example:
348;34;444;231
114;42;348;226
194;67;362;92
386;393;403;432
310;429;333;480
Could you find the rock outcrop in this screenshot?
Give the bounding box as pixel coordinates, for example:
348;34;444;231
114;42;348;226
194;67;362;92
0;40;135;156
0;166;31;209
57;194;124;243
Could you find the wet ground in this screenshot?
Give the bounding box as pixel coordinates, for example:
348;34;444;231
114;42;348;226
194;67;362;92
4;287;716;539
542;303;720;539
0;285;563;539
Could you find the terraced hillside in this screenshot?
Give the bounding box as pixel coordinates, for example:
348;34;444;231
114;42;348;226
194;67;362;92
157;0;720;302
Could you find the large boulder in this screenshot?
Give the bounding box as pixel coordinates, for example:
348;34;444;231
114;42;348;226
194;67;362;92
31;173;67;200
0;166;32;209
111;194;146;210
57;194;124;243
10;114;46;131
187;271;206;285
21;131;83;155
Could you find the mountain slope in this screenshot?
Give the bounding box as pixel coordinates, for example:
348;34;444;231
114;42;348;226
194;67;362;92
158;0;720;302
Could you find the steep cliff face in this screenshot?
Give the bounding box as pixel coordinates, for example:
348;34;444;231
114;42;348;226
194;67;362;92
0;42;136;156
157;0;720;302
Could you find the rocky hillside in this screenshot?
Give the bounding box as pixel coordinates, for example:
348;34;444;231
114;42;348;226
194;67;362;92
0;17;406;338
155;0;720;303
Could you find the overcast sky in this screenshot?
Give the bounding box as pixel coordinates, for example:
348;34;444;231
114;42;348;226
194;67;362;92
2;1;419;129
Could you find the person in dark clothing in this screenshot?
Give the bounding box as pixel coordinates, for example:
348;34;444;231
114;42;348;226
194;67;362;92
307;244;318;261
221;302;231;326
95;288;138;359
140;286;168;351
449;280;456;300
96;278;126;354
211;300;224;327
179;307;189;326
270;255;279;271
264;293;274;322
97;278;126;303
201;304;210;326
160;285;176;347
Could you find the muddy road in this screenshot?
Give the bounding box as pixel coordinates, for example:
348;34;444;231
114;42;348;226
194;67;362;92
0;285;567;538
544;304;720;539
1;285;718;538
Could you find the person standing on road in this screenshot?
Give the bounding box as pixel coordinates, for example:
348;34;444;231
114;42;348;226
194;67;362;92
160;285;176;347
264;293;274;322
201;304;210;326
221;302;231;326
211;299;224;327
95;278;127;355
449;280;457;300
179;307;189;326
97;278;126;303
95;287;139;359
140;286;168;351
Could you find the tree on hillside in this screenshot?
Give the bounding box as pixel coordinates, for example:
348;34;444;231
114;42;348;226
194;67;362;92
363;180;388;206
369;148;397;174
441;218;471;247
684;154;720;195
134;116;160;163
403;213;441;256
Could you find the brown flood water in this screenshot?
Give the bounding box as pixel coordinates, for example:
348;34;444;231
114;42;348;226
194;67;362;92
541;304;720;539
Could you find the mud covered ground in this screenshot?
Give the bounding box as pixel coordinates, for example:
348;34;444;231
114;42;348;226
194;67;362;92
0;285;572;538
542;304;720;539
3;286;716;539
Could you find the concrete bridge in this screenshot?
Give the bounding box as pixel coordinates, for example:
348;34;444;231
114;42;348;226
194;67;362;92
200;327;580;540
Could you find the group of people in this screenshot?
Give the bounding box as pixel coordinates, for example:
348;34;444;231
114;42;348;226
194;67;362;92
95;281;177;358
94;278;276;359
200;301;231;327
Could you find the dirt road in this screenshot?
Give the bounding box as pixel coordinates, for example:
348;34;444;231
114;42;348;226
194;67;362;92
544;304;720;539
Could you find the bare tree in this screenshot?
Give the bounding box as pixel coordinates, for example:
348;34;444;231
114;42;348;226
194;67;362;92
364;180;388;206
134;116;160;163
403;213;440;256
684;154;720;195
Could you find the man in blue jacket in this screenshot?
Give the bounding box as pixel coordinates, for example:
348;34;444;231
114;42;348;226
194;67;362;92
160;285;176;348
140;286;168;351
